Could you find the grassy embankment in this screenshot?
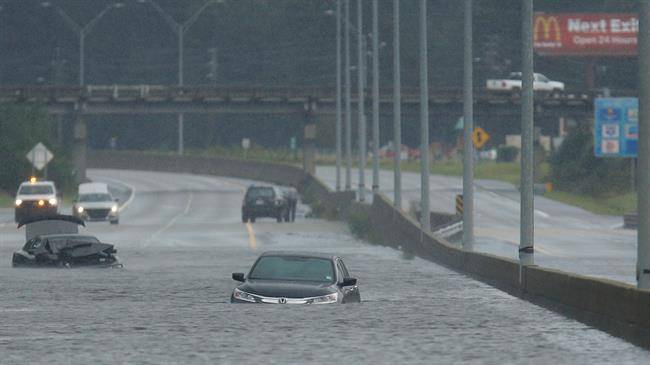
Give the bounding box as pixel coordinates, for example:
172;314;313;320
189;147;634;216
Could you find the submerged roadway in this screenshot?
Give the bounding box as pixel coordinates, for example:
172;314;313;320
0;169;647;363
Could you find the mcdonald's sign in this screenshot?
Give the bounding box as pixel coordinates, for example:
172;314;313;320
534;13;637;56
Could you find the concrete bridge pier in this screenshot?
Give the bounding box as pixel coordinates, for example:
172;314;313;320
72;110;87;184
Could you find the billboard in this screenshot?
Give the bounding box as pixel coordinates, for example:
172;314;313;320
534;13;638;56
594;98;638;158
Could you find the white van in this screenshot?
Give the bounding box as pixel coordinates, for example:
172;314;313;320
72;183;119;225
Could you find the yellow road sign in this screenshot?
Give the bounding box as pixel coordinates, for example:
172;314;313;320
472;127;490;149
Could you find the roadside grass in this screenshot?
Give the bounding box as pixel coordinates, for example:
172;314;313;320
0;191;13;208
128;148;640;217
544;191;636;216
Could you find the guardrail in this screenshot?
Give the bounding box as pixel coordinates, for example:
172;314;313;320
0;85;633;106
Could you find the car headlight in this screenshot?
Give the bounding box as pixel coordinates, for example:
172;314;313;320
111;205;118;213
310;292;338;304
232;288;257;303
48;198;57;206
77;206;84;213
15;199;22;207
37;200;45;207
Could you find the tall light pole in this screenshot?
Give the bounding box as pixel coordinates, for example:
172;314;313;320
41;1;124;86
462;0;474;251
344;0;352;191
371;0;380;193
419;0;430;232
357;0;366;202
138;0;222;155
637;0;650;289
520;0;535;267
335;0;342;192
393;0;402;210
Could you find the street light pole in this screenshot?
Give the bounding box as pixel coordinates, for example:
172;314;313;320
393;0;402;210
371;0;380;193
637;0;650;289
344;0;352;191
520;0;535;267
462;0;474;251
335;0;343;192
357;0;366;202
140;0;221;155
42;2;123;86
419;0;430;232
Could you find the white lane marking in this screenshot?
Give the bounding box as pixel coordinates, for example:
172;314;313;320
246;222;257;251
145;191;193;245
535;209;550;219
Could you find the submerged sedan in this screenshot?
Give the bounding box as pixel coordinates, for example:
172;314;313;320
231;251;361;304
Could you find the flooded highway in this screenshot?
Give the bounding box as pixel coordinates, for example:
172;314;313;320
0;169;647;364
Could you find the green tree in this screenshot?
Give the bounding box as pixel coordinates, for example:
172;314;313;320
550;127;630;196
0;105;73;194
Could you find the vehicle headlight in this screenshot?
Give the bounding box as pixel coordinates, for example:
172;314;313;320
77;206;84;213
111;205;118;213
48;198;57;206
15;199;22;207
37;200;45;207
233;288;257;303
310;292;338;304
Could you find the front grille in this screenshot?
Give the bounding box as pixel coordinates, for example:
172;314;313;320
86;209;110;219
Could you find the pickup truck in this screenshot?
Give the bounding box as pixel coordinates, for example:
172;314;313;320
486;72;565;92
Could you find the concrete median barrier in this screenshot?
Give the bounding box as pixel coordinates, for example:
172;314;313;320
88;150;650;347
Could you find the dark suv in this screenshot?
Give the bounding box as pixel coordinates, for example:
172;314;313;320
242;185;287;223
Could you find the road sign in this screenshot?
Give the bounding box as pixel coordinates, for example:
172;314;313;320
26;142;53;171
594;98;637;157
472;127;490;149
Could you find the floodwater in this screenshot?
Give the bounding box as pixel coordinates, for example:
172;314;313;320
0;170;647;364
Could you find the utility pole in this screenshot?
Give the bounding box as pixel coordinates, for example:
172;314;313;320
637;0;650;289
335;0;343;192
344;0;352;191
206;46;218;85
520;0;535;267
357;0;366;202
462;0;474;250
393;0;402;210
371;0;380;193
51;47;66;145
419;0;430;231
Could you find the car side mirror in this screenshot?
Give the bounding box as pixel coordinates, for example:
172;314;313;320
114;198;119;202
341;277;357;287
232;273;245;282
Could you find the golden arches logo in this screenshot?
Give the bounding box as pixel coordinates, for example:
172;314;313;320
534;16;561;42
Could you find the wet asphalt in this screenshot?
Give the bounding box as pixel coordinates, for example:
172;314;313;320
0;169;647;364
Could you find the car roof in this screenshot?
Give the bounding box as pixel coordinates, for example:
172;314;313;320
79;182;109;194
259;251;338;261
20;181;55;187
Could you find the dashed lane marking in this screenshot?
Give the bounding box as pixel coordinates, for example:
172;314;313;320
246;222;257;251
145;191;193;245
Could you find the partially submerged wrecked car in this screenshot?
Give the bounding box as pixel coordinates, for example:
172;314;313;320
12;215;122;268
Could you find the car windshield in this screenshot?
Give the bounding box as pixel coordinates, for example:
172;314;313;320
78;193;112;202
508;72;522;80
249;256;335;283
18;185;53;195
247;188;274;199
